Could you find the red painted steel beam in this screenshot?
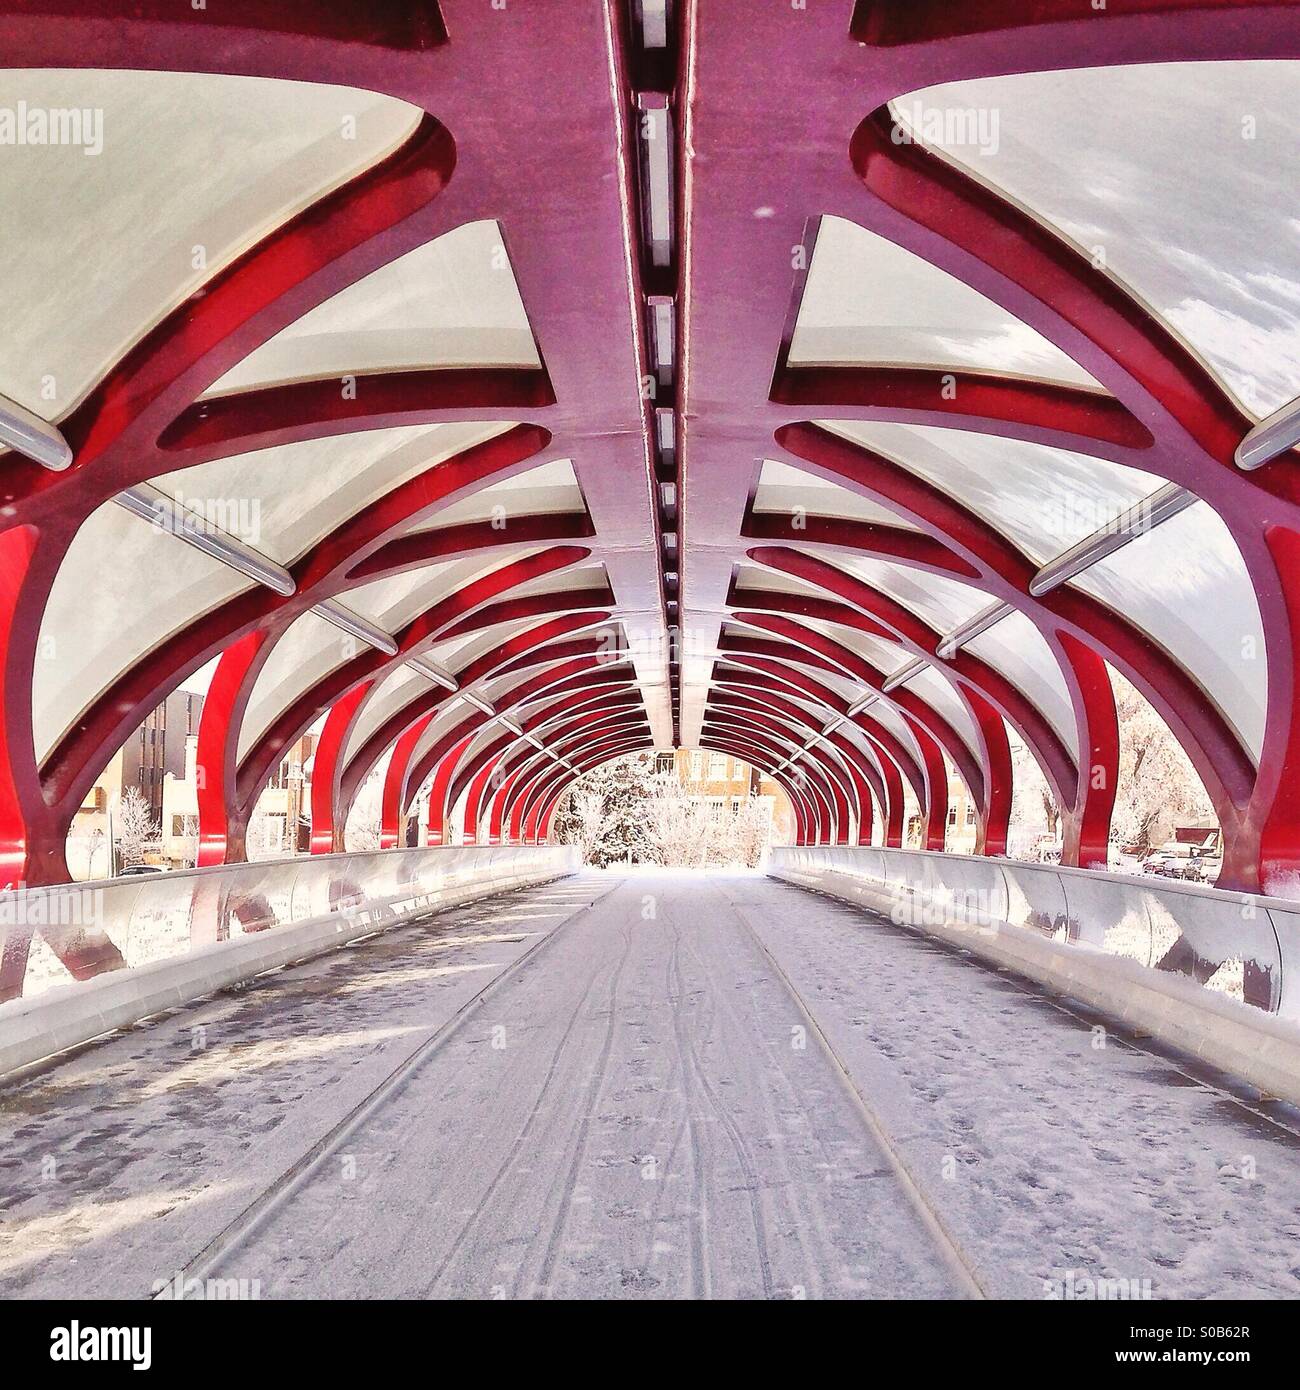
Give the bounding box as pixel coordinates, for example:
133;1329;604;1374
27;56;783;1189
368;663;641;838
701;716;854;842
394;661;643;830
698;738;818;844
309;682;373;855
699;697;888;841
675;0;1300;892
0;0;674;908
337;621;624;819
195;630;273;867
708;659;954;848
525;740;663;843
706;689;889;837
528;733;656;835
381;713;436;849
723;617;993;806
158;367;556;460
710;656;927;805
233;543;601;831
700;725;839;842
485;691;648;830
49;423;553;818
731;562;1074;843
425;734;474;846
737;551;1052;856
707;675;898;832
777;424;1222;859
449;708;651;839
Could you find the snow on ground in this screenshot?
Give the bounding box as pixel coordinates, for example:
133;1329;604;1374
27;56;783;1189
737;877;1300;1298
4;870;1300;1299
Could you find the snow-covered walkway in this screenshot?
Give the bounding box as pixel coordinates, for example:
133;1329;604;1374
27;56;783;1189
3;871;1299;1299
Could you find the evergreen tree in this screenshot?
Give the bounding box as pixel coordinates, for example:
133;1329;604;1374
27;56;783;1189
554;754;657;867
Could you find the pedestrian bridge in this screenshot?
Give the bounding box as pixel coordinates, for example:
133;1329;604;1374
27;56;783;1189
3;0;1300;1308
4;849;1300;1301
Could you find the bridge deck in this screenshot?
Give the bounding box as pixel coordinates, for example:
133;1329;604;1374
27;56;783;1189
3;874;1299;1300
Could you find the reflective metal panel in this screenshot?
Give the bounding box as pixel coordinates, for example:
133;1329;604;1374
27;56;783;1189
3;845;574;1002
772;846;1288;1018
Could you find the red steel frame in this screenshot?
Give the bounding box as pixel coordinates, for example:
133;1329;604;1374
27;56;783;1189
0;8;675;838
0;0;678;995
674;0;1300;893
5;2;1300;1001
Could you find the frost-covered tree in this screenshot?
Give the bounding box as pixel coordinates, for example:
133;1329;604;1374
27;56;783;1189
556;754;777;868
644;774;713;868
84;826;109;880
1108;668;1214;856
246;808;285;860
1007;737;1060;859
554;755;658;867
640;772;773;867
343;765;384;852
113;787;159;869
731;795;774;868
175;814;199;869
565;788;608;864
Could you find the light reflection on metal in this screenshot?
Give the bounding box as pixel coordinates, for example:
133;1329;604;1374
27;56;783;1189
407;655;458;692
882;658;926;692
1028;483;1196;597
935;603;1013;661
461;692;496;716
648;295;674;384
636;95;674;269
933;484;1199;659
635;0;670;48
1235;392;1300;471
313;600;398;656
116;484;296;597
0;390;73;470
769;718;846;778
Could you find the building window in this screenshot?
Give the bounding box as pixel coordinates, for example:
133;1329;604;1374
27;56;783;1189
947;807;957;826
966;805;975;826
655;752;674;774
708;753;727;779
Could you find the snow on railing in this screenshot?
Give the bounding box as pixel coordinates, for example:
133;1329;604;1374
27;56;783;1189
769;845;1300;1020
2;844;576;1002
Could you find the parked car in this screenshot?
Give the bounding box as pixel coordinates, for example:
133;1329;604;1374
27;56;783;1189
1184;853;1222;884
1141;841;1218;881
119;863;166;876
1142;843;1186;877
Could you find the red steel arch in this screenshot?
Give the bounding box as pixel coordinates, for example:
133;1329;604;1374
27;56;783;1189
1;0;1298;928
